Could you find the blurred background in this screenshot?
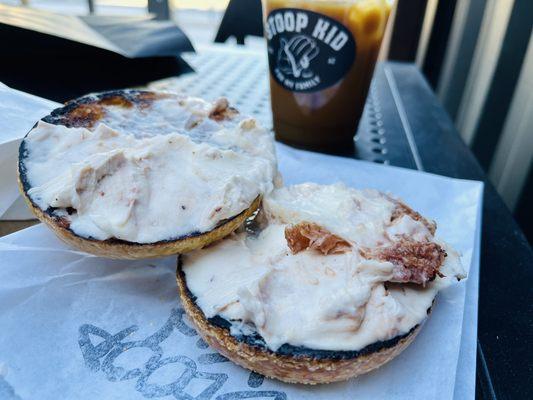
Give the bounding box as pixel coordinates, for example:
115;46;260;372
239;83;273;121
0;0;531;243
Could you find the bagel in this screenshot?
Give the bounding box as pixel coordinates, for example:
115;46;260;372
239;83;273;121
177;263;425;384
177;183;466;384
18;90;277;259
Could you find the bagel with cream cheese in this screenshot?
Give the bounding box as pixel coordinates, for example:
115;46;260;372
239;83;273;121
177;183;466;384
18;90;277;259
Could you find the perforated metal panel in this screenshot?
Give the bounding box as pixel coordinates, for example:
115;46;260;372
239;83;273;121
150;46;273;130
355;84;390;164
150;46;401;165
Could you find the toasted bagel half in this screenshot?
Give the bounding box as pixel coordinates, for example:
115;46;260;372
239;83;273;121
176;263;424;384
18;187;260;259
175;184;465;384
18;90;276;258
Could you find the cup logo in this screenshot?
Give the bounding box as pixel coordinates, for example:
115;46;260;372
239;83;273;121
278;36;319;79
266;8;356;92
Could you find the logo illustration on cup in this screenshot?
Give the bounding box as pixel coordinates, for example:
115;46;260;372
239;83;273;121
266;8;356;92
278;36;319;79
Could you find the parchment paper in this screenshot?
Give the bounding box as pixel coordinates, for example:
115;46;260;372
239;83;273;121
0;144;483;400
0;83;59;219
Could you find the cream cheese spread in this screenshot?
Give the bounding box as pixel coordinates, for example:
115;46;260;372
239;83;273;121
22;95;277;243
183;183;466;352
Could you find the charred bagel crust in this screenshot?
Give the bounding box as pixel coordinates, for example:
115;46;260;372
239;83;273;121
17;90;260;259
40;90;171;128
176;262;425;384
17;178;260;259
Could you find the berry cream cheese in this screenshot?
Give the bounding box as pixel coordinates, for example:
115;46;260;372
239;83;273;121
182;183;466;352
20;93;277;243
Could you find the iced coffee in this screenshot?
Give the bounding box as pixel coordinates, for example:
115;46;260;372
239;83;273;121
264;0;392;152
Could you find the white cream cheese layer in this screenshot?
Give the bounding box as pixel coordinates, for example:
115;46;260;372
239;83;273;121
23;96;277;243
183;183;466;352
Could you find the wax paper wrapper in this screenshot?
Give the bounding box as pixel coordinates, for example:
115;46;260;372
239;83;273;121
0;83;59;220
0;144;483;399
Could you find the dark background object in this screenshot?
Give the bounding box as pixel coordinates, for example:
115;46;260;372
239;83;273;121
148;0;171;21
514;169;533;243
421;0;458;87
215;0;263;44
387;0;428;61
470;0;533;170
0;4;194;102
436;0;486;121
80;15;194;58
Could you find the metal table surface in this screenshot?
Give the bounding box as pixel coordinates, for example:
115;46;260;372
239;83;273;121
152;46;533;399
